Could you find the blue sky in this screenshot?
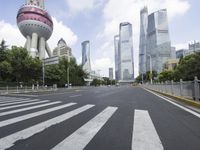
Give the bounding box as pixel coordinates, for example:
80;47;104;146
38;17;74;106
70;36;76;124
0;0;199;77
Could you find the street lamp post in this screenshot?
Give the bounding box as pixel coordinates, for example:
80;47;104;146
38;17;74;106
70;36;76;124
147;54;153;84
67;67;69;87
67;56;70;88
42;59;45;87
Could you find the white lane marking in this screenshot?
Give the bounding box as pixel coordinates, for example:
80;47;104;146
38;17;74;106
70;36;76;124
132;110;164;150
0;98;30;103
0;101;61;117
0;104;94;150
0;103;76;128
0;97;29;101
145;89;200;118
0;99;40;107
69;95;82;98
52;106;118;150
0;100;49;111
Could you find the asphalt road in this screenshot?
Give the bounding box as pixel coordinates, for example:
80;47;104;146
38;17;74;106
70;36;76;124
0;86;199;150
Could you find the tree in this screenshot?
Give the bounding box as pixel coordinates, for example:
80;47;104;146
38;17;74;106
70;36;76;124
158;70;174;82
0;46;42;84
0;39;8;62
173;53;200;81
91;79;101;86
45;57;87;86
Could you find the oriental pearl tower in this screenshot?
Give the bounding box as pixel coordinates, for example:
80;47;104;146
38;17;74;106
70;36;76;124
17;0;53;59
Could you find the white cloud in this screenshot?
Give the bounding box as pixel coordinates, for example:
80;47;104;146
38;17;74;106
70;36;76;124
48;17;78;49
0;20;25;47
92;57;114;77
96;0;190;77
173;42;188;50
65;0;105;14
0;18;78;53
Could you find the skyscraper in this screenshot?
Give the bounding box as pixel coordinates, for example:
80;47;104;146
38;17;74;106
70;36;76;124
109;68;114;80
82;41;91;73
114;35;119;80
139;7;148;75
119;22;134;81
146;9;171;73
17;0;53;59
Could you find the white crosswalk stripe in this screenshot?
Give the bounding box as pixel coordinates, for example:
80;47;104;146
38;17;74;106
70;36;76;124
0;100;49;111
0;99;39;107
0;102;76;128
0;98;30;104
0;104;94;150
0;101;61;117
0;97;165;150
52;106;118;150
132;110;164;150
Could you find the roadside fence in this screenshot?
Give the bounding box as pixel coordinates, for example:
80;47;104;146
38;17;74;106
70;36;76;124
143;77;200;101
0;84;57;95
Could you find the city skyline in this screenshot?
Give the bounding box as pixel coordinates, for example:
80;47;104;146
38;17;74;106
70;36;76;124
0;0;199;77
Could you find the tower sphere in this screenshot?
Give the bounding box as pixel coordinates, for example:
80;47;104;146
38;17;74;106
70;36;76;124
17;4;53;40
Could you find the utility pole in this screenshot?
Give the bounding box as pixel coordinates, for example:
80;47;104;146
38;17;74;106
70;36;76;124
148;54;153;84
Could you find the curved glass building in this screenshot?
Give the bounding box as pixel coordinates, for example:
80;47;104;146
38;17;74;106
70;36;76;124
82;41;91;73
146;9;171;73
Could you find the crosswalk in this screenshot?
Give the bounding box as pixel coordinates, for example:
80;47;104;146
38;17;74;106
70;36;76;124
0;96;164;150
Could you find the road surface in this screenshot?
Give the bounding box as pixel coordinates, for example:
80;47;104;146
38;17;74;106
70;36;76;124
0;86;199;150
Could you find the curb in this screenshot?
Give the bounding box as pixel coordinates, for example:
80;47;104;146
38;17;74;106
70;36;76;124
145;88;200;109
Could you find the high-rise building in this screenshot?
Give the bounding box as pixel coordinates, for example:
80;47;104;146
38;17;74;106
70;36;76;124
53;38;73;62
171;47;176;59
114;35;120;80
17;0;53;59
139;7;148;75
109;68;114;80
146;9;171;73
185;41;200;56
176;49;187;58
119;22;134;81
82;41;91;73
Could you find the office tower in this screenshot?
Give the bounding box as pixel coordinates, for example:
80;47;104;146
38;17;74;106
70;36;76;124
119;22;134;81
139;7;148;75
146;9;171;73
176;49;187;58
109;68;114;80
82;41;91;73
114;35;120;80
17;0;53;59
185;41;200;56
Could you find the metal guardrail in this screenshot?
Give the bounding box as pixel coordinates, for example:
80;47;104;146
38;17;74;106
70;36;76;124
143;77;200;101
0;84;57;95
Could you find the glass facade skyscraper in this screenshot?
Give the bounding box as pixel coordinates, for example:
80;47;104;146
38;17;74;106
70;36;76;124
114;35;120;80
82;41;91;73
139;7;148;75
147;9;171;73
119;22;134;81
